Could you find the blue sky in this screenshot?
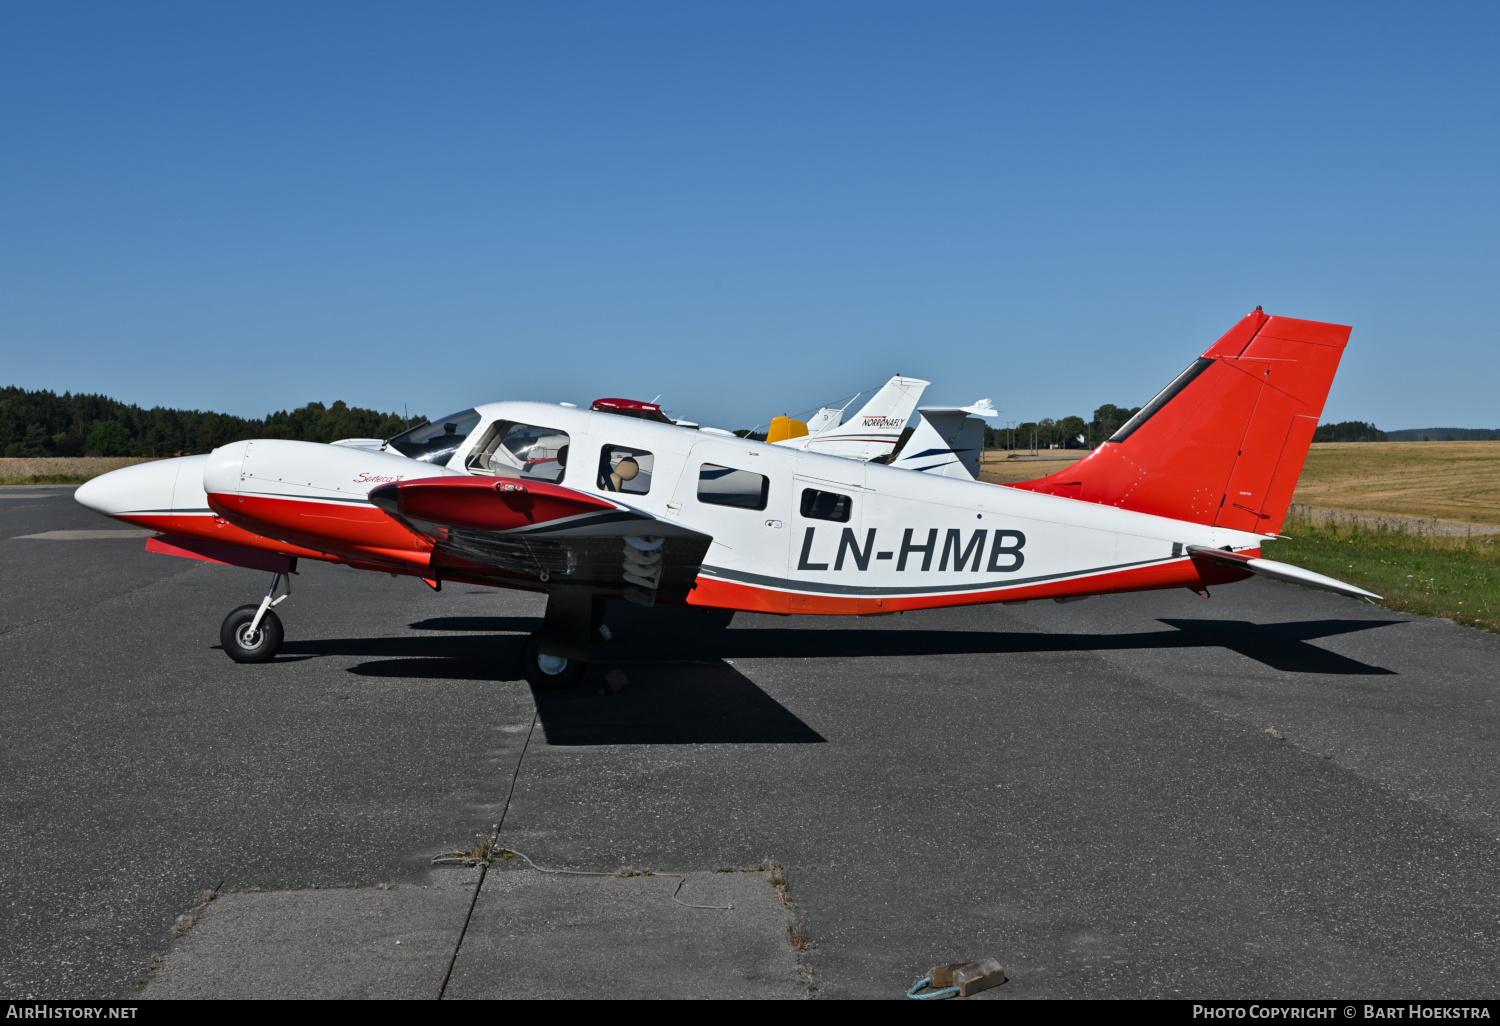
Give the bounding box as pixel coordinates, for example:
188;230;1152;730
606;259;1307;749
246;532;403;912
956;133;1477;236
2;2;1496;430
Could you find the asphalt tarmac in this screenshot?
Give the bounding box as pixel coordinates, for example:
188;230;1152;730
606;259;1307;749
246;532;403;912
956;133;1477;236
4;485;1500;999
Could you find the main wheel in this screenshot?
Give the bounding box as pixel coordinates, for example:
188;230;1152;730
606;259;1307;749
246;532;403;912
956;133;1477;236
521;633;586;689
220;604;284;664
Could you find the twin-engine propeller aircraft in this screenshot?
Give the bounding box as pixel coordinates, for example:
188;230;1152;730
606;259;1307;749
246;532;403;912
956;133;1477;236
76;308;1379;688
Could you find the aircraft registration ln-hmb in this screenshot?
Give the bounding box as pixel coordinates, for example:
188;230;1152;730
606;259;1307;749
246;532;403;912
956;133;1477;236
76;308;1379;688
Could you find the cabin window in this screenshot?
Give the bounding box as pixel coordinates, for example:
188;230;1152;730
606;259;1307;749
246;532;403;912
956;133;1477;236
598;445;654;495
698;464;769;510
800;488;851;522
466;421;570;483
386;409;481;464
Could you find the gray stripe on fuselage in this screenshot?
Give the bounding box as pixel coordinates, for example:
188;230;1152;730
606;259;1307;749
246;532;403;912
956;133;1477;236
237;492;376;505
700;555;1177;597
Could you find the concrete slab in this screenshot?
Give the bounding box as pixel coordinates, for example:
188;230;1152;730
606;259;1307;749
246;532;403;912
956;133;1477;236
139;869;481;999
445;865;805;999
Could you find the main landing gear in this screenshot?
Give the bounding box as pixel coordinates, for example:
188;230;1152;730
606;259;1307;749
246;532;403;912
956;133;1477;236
520;585;609;690
221;572;290;664
520;633;587;689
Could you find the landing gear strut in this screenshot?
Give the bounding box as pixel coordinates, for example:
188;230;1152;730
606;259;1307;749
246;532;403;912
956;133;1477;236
221;572;289;663
521;586;609;689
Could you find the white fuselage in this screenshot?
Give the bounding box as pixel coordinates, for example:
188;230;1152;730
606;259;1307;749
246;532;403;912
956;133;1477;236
77;399;1267;610
423;402;1261;603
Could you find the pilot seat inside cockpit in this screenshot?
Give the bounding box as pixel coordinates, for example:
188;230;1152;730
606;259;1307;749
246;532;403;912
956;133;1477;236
463;421;571;484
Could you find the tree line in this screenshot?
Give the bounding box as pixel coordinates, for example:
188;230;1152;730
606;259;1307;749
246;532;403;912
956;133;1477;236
990;415;1407;449
1312;421;1386;442
0;386;425;458
984;404;1144;450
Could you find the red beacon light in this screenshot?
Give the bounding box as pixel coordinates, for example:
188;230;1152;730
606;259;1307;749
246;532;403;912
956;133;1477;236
589;398;676;424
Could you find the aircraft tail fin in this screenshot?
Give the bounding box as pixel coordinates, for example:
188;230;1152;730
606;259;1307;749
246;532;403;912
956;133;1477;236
844;375;929;430
797;374;931;461
891;400;1000;479
1006;310;1350;534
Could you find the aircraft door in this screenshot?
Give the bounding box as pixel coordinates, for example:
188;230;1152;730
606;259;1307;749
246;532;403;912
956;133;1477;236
789;459;867;613
673;442;793;608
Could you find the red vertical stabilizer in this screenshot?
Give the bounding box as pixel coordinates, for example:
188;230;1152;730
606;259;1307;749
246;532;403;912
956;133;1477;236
1006;310;1350;534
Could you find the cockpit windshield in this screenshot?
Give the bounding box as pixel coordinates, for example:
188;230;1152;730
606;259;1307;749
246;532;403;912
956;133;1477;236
385;409;481;464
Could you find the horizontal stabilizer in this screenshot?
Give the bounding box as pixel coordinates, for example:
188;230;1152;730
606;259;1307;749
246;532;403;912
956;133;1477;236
915;398;999;419
1187;545;1382;601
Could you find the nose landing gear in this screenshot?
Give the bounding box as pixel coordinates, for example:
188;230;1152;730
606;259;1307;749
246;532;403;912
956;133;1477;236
221;572;290;663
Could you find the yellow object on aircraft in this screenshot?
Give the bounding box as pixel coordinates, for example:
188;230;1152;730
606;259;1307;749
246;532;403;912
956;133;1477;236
766;416;809;444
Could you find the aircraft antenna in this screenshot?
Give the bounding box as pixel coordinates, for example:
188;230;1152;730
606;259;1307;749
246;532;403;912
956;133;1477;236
789;380;884;423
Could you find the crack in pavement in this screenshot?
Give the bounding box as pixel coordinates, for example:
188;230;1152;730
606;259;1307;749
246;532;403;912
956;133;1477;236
438;707;540;1000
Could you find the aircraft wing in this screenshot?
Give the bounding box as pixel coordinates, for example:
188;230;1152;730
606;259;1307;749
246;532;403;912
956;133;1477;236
1187;545;1382;601
368;477;712;603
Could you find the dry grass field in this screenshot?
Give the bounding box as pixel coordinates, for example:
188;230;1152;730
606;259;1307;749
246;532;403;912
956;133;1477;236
1294;441;1500;525
978;451;1084;484
0;456;158;485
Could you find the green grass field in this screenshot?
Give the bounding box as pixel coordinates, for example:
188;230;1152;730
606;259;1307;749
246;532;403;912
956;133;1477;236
1264;509;1500;633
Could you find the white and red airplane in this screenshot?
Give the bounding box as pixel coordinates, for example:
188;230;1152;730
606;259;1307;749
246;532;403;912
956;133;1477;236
75;308;1378;688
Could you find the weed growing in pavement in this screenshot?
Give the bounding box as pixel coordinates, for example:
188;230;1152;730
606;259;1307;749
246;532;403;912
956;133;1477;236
171;890;218;936
432;832;504;866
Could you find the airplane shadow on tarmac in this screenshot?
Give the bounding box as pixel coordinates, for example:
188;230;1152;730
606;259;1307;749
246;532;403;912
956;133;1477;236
277;609;1399;745
281;620;828;745
404;609;1400;676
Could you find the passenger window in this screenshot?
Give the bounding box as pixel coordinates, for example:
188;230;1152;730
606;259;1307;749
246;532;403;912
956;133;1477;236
466;422;570;483
698;464;769;510
800;488;851;522
598;445;654;495
386;409;481;464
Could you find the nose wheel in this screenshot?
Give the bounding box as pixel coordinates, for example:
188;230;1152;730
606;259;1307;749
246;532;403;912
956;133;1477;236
221;572;290;663
221;604;284;662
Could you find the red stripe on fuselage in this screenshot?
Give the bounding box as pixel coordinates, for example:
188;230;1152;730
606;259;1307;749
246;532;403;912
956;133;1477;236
686;553;1255;615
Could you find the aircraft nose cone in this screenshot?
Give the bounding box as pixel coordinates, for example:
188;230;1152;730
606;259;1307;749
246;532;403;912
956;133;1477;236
73;474;112;515
74;459;182;519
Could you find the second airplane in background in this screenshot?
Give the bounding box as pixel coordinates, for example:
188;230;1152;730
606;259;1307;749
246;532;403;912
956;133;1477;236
765;374;929;462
